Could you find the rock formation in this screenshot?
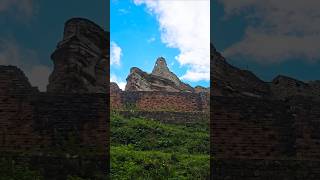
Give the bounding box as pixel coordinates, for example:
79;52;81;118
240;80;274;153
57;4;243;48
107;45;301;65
47;18;109;93
212;44;270;98
0;18;109;179
212;44;320;100
124;57;195;92
212;43;320;179
270;75;320;100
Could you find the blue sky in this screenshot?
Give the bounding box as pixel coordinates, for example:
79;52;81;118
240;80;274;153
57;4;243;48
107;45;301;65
0;0;108;91
111;0;210;89
212;0;320;81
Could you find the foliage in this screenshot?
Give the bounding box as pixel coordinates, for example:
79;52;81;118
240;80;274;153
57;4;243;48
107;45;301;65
110;112;209;179
111;113;209;154
0;158;43;180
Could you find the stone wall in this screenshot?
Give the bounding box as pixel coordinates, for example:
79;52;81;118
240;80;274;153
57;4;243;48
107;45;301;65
0;65;109;179
211;95;320;179
111;91;209;112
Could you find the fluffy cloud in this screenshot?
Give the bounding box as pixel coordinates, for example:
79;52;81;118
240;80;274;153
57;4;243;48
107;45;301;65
0;0;36;18
0;38;51;91
110;41;122;66
219;0;320;63
110;74;126;90
134;0;210;82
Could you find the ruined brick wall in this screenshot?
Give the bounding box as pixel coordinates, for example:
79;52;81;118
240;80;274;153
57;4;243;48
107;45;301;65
0;66;45;151
289;97;320;160
212;95;320;179
31;93;108;151
0;65;108;178
110;91;209;112
0;67;108;152
212;96;296;159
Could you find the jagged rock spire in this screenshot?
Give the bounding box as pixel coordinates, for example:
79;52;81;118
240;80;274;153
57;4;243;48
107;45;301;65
47;18;109;93
125;57;194;92
151;57;181;86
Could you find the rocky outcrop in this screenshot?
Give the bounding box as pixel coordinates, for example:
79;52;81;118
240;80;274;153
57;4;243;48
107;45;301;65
194;86;210;93
0;66;38;95
270;75;320;100
124;57;195;92
0;18;109;179
212;44;320;100
151;57;181;86
110;82;121;93
212;44;270;98
47;18;109;93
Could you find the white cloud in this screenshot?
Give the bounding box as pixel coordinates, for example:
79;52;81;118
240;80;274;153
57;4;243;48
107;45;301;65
0;0;36;18
110;41;122;66
0;38;51;91
134;0;210;82
219;0;320;63
110;74;126;90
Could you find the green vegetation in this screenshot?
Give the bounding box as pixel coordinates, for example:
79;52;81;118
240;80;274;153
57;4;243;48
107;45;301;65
111;112;210;179
0;158;42;180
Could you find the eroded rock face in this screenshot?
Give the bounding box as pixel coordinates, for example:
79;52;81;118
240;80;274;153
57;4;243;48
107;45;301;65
194;86;210;93
212;44;320;100
124;57;194;92
151;57;181;86
212;44;270;98
271;75;320;100
47;18;109;93
0;66;38;95
110;82;121;93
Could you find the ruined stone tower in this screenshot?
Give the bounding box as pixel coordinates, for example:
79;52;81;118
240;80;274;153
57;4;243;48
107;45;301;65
47;18;109;93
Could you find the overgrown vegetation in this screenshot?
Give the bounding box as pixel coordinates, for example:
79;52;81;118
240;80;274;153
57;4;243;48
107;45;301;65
0;130;106;180
111;112;210;179
0;158;42;180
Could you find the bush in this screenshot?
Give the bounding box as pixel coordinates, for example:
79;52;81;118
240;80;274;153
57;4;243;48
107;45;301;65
111;113;210;179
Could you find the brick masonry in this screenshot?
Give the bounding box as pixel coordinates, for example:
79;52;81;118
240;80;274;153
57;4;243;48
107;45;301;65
211;95;320;179
0;65;109;179
110;89;210;124
111;91;209;112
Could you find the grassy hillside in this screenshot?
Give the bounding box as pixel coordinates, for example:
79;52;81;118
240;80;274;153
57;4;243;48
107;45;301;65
111;112;210;179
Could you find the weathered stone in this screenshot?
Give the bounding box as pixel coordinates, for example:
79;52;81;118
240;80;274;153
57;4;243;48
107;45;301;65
212;44;270;98
212;44;320;101
110;82;121;93
0;18;109;179
212;43;320;179
194;85;210;93
151;57;181;86
47;18;109;93
124;57;194;92
271;75;320;100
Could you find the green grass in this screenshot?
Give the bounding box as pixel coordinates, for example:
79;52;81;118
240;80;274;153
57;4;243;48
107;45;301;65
111;112;210;179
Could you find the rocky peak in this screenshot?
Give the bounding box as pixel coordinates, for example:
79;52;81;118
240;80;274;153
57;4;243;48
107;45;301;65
125;57;194;92
211;44;270;97
151;57;181;86
47;18;109;93
211;43;320;100
194;86;210;93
